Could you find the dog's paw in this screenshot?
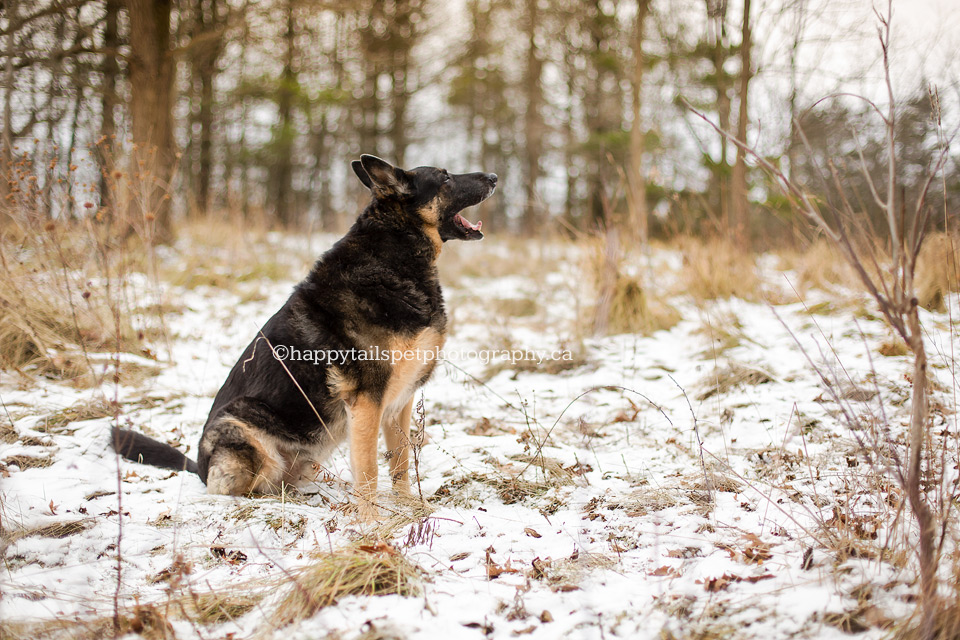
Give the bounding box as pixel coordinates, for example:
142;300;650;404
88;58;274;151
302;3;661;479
355;499;379;523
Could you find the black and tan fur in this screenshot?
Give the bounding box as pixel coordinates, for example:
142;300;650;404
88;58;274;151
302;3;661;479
112;155;497;520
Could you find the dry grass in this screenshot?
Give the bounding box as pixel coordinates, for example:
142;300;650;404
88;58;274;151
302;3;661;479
0;191;168;386
777;240;855;296
472;471;558;506
1;544;416;640
696;362;775;401
694;311;754;357
2;453;55;470
482;343;591;380
915;232;960;312
34;397;117;433
187;592;262;624
1;520;92;544
264;544;420;631
586;232;680;336
0;604;176;640
675;236;764;302
0;258;142;381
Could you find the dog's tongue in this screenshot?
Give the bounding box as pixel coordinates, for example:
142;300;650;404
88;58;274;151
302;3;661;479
456;213;482;231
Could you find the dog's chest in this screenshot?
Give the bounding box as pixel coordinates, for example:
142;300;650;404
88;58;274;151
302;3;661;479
382;326;445;409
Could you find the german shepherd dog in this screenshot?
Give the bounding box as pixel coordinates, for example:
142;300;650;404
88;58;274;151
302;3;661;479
112;155;496;520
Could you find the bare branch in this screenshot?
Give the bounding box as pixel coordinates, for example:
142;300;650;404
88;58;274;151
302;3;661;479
852;130;887;211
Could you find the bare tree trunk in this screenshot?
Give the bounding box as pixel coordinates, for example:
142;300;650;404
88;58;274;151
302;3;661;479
628;0;651;244
194;0;221;215
270;0;296;226
98;0;120;212
785;0;806;180
65;75;84;217
706;0;731;236
126;0;176;241
905;300;938;639
731;0;752;247
1;0;18;202
562;42;577;226
521;0;544;233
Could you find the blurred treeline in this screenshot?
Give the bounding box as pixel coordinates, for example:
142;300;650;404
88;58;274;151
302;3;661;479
1;0;957;243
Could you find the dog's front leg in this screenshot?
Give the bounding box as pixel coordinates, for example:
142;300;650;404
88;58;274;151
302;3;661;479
383;396;414;499
349;394;383;522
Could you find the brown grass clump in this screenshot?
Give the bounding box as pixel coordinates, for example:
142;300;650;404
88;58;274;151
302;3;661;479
1;520;92;544
188;592;262;624
265;544;420;631
778;240;855;296
696;362;775;401
0;263;140;380
676;236;763;302
606;275;682;335
694;311;753;357
0;604;175;640
587;231;680;336
35;397;117;434
469;471;558;506
0;210;165;385
878;337;909;357
2;453;55;470
915;232;960;312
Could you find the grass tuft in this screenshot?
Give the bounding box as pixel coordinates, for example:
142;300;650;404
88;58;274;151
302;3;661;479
2;520;92;544
676;236;763;302
696;362;775;401
265;544;420;631
587;232;680;336
915;232;960;312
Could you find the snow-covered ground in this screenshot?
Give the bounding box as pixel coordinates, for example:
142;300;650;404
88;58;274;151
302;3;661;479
1;233;957;639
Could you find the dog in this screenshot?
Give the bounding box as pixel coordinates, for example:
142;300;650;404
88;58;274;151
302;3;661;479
112;154;497;520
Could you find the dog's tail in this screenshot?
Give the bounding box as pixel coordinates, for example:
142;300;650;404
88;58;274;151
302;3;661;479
110;427;199;475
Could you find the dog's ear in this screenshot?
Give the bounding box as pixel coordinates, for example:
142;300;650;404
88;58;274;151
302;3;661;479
352;160;373;189
359;154;411;196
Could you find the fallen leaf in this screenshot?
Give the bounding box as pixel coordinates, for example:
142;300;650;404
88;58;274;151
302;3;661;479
531;557;550;579
648;565;681;577
524;527;542;538
701;574;734;592
552;583;579;592
486;547;519;580
359;542;398;555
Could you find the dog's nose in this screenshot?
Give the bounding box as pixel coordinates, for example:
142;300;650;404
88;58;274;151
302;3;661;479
487;173;498;185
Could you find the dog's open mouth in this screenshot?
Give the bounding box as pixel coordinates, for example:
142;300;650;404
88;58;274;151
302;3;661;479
455;213;482;232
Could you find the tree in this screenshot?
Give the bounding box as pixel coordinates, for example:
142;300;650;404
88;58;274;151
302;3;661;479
730;0;752;246
97;0;120;211
521;0;544;232
125;0;176;240
267;0;299;226
190;0;224;214
627;0;652;242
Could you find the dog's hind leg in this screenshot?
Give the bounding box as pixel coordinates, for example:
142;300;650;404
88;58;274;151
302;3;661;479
201;414;283;496
348;394;384;521
383;396;414;499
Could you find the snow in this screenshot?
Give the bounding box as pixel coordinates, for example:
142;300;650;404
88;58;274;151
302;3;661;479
1;234;956;639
